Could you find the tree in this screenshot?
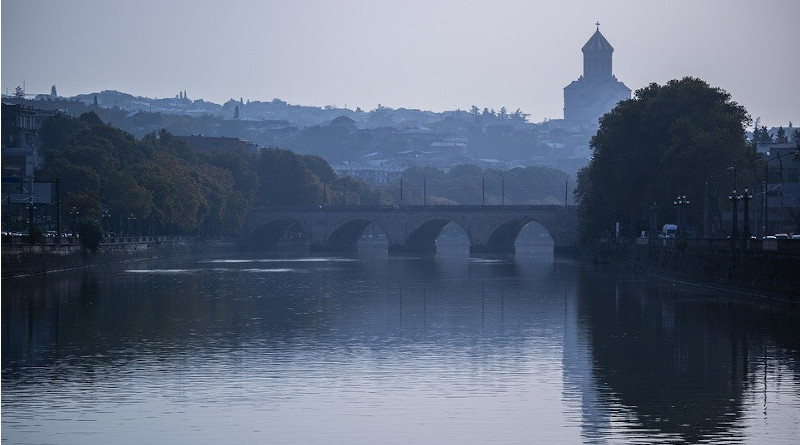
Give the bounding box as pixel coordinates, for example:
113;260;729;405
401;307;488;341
255;147;323;206
756;125;772;143
77;221;103;254
776;126;788;143
575;77;754;242
51;85;57;97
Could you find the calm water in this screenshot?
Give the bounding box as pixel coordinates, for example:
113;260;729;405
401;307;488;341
2;246;800;444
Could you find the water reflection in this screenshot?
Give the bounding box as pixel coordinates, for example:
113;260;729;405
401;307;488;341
571;268;800;444
2;250;799;444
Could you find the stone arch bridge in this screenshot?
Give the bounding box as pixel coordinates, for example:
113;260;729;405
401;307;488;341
244;205;578;254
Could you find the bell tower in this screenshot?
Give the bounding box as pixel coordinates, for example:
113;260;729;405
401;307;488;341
582;22;613;80
563;24;630;126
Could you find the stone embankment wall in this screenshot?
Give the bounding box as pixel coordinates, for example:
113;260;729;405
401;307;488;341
1;237;198;278
605;240;800;299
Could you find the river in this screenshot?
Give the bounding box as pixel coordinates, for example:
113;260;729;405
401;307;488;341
2;245;799;444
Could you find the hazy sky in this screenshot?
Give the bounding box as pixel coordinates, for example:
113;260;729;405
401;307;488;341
2;0;798;127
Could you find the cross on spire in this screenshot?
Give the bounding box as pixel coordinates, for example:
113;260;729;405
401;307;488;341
595;21;600;30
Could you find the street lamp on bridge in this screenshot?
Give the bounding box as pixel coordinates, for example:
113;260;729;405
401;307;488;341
400;172;426;205
482;171;505;206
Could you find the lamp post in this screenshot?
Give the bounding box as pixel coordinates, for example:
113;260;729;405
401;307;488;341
649;201;659;241
126;214;136;237
482;173;485;206
728;190;740;241
703;167;734;238
399;173;404;206
69;206;79;238
673;195;690;238
482;171;505;206
26;199;37;245
423;176;427;206
500;172;504;206
102;210;111;236
741;187;752;240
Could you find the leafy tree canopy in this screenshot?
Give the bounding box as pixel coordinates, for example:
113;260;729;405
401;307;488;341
39;115;254;236
575;77;757;241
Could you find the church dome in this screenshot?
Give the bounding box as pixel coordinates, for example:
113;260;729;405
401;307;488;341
582;29;614;53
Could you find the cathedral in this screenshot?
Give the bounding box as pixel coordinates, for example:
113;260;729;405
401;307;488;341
563;25;631;127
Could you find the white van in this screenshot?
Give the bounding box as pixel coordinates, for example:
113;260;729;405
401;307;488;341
659;224;677;239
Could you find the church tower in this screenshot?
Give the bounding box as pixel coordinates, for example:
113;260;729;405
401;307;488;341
582;25;613;80
563;24;630;127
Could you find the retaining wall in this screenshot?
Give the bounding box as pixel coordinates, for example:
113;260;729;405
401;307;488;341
608;241;800;299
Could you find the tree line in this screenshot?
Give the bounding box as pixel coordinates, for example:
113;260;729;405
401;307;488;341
37;112;379;238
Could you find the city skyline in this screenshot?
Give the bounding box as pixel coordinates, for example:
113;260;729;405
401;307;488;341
2;0;798;127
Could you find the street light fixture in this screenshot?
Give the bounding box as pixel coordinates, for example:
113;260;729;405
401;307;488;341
728;189;741;241
673;195;690;238
126;214;136;237
703;166;734;238
399;172;405;206
26;199;37;245
482;171;505;206
102;210;112;235
423;175;427;206
69;206;79;238
763;150;799;236
649;201;659;241
741;187;752;240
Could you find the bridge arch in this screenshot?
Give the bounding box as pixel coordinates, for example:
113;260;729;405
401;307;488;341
474;216;557;254
247;217;311;249
324;217;391;251
401;217;472;253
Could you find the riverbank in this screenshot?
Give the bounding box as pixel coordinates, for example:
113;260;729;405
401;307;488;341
1;237;239;279
594;239;800;299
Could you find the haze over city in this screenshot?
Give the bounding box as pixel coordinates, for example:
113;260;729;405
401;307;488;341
2;0;798;127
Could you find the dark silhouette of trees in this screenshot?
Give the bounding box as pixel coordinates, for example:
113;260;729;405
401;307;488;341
776;126;788;143
39;114;254;236
575;77;756;241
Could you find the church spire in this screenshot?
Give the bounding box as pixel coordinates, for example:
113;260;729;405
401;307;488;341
582;25;614;80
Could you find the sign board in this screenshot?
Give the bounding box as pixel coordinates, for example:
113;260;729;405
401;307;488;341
1;178;54;205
